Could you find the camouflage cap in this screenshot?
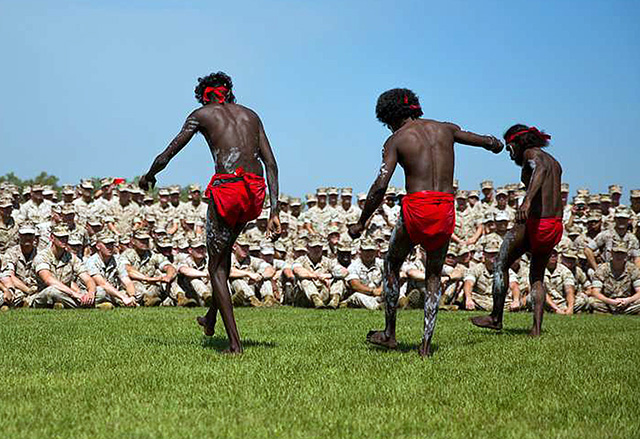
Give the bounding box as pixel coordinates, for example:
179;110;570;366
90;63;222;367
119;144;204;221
379;242;389;253
143;195;154;203
630;189;640;199
455;190;468;199
453;179;459;189
133;229;151;240
100;177;112;187
566;225;582;236
188;183;201;192
176;239;189;250
385;186;397;196
341;187;353;197
576;189;590;197
22;185;31;195
608;184;622;195
316;187;327;196
274;241;286;253
260;242;275;255
307;235;324;247
560;183;570;193
587;195;601;205
278;194;289;204
327;225;340;236
31;185;44;192
458;244;472;255
398;188;407;196
169;185;181;195
80;179;94;190
189;235;206;248
249;243;261;252
18;222;37;235
156;236;173;248
359;238;378;251
483;212;495;224
326;187;339;196
51;224;71;237
119;236;131;245
145;213;157;222
614;208;631;219
0;197;12;208
96;230;117;245
121;184;135;193
294;240;308;252
480;180;494;190
337;239;352;253
484;241;500;253
306;194;317;203
61;205;76;215
495;187;508;197
62;185;75;195
612;242;628;253
158;188;170;196
357;193;367;201
562;249;578;259
68;232;84;246
468;190;480;199
600;194;612;203
495;210;510;222
153;227;167;235
290;197;302;207
236;236;250;246
87;217;103;227
51;204;62;214
574;196;587;206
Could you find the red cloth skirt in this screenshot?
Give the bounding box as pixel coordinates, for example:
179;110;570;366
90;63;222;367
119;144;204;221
525;217;563;255
401;191;455;251
204;167;266;229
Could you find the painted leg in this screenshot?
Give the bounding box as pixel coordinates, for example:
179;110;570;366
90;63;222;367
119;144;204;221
419;243;448;357
528;253;550;337
367;214;414;350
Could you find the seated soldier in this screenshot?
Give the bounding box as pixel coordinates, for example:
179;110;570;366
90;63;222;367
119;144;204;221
0;222;40;308
440;244;466;309
273;241;296;305
541;248;587;314
342;238;384;310
229;237;269;307
463;241;514;311
32;225;100;309
292;235;347;309
85;231;137;307
401;247;427;309
560;248;591;300
255;243;280;306
177;236;211;307
0;196;18;253
585;208;640;271
589;243;640;314
120;229;177;306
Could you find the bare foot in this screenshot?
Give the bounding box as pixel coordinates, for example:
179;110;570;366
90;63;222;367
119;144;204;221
366;330;398;349
221;346;243;355
196;315;215;337
470;315;502;331
418;339;433;358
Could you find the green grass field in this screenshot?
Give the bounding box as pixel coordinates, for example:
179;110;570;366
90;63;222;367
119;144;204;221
1;308;639;439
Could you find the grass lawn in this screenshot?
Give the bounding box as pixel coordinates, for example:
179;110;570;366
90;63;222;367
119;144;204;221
0;307;638;439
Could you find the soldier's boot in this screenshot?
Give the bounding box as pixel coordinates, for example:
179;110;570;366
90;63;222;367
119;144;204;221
397;296;409;309
249;296;263;307
176;292;197;307
327;294;340;309
0;305;9;312
339;301;349;309
96;302;115;310
53;302;65;310
310;294;324;309
283;283;294;305
262;295;280;307
143;296;162;307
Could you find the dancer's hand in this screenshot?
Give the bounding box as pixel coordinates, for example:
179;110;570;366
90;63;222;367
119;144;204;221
266;215;281;241
487;136;504;154
348;223;365;239
139;174;157;191
516;200;530;223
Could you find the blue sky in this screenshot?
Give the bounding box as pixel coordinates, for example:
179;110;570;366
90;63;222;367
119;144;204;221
1;0;638;199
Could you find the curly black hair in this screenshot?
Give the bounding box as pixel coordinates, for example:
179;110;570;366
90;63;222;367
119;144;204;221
504;124;550;148
375;88;423;126
194;71;236;105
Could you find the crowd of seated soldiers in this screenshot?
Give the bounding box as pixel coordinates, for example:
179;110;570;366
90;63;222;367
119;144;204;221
0;177;638;314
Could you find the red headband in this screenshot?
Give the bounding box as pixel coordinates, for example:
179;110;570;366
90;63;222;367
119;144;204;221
505;127;551;144
203;86;229;104
402;94;421;110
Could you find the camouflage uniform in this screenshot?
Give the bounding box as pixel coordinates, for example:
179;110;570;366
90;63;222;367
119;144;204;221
343;246;384;310
464;260;515;311
0;243;39;307
590;261;640;314
292;251;346;307
544;263;588;313
120;247;173;305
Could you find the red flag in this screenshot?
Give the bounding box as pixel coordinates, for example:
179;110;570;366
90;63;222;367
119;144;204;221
113;178;126;185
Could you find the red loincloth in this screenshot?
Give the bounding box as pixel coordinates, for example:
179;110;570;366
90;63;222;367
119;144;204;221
204;167;266;229
401;191;455;251
525;217;563;255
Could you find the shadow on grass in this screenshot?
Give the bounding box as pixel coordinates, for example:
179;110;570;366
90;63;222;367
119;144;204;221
201;336;276;352
366;341;439;355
